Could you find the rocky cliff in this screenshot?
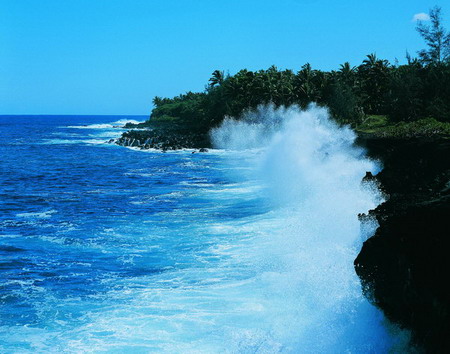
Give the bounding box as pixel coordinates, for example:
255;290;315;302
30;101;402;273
355;137;450;352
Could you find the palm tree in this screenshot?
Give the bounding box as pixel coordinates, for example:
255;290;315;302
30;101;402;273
358;54;392;114
339;62;356;80
295;63;321;105
209;70;224;87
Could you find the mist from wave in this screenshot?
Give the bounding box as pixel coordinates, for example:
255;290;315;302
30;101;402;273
0;112;412;352
209;104;410;351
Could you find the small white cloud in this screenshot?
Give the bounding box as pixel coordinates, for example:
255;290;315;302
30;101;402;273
412;13;430;22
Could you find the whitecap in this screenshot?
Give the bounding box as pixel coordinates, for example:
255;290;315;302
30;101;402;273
65;119;144;130
66;123;117;129
16;209;57;219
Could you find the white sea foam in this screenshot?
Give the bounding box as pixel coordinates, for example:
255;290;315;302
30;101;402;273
113;119;144;126
82;139;111;145
206;104;408;351
45;118;140;145
16;209;57;219
65;119;143;129
66;123;116;129
40;139;110;145
4;107;411;352
40;139;82;145
88;131;123;138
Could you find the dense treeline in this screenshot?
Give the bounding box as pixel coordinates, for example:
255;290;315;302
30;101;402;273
147;6;450;131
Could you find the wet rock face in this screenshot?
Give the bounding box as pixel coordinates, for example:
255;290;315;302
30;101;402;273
355;199;450;352
355;137;450;352
116;129;210;150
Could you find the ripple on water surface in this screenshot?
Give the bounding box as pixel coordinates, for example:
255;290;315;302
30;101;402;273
0;114;411;352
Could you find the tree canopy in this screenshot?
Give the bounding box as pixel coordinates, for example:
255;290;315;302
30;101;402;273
146;6;450;131
416;6;450;64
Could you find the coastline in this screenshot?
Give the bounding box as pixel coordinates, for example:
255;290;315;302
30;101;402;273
355;135;450;352
115;121;210;151
115;120;450;351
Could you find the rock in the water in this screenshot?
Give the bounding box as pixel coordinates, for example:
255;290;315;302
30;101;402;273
362;171;375;182
116;127;211;151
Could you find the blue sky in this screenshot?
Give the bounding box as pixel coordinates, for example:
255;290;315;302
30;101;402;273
0;0;448;115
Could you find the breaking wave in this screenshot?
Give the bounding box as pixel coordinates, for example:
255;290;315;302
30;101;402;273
208;104;409;351
66;119;143;129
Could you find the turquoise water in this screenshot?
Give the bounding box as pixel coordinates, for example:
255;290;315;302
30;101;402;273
0;112;407;352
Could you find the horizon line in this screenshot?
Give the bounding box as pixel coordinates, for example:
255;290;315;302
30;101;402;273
0;114;149;117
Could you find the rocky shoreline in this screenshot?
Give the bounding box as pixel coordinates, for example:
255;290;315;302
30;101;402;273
115;124;449;351
114;127;210;151
355;136;450;352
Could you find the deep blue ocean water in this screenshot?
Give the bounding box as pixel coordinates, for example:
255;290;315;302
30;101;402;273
0;113;409;352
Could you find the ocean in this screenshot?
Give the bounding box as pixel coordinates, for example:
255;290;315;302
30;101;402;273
0;110;409;352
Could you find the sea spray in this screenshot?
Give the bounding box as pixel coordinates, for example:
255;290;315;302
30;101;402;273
0;114;412;352
210;104;409;352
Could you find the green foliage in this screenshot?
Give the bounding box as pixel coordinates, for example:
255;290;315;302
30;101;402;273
142;10;450;135
208;70;225;87
357;54;392;114
416;6;450;64
356;115;450;138
386;63;425;122
423;64;450;122
357;115;389;132
326;81;365;125
376;118;450;138
145;58;450;133
151;92;208;131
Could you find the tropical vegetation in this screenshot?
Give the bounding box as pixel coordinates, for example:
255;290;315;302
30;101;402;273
130;6;450;136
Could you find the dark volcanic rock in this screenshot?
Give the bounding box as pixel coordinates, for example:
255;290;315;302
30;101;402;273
116;128;210;150
355;137;450;352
